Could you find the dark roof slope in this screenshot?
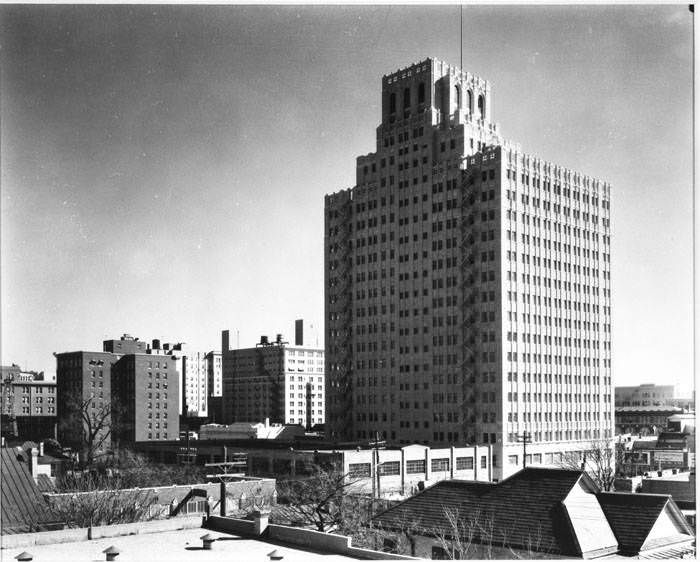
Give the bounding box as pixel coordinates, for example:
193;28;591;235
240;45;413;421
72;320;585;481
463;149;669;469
374;467;594;556
597;492;693;555
1;449;63;534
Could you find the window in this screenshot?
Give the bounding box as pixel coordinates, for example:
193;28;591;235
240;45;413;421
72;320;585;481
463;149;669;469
389;92;396;114
431;458;449;472
418;82;425;104
478;94;485;116
348;463;371;477
403;87;410;109
378;461;400;476
406;459;426;474
480;456;487;469
455;457;474;470
508;455;519;465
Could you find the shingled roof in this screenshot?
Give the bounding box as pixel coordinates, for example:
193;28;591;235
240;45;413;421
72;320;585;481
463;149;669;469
373;467;614;557
597;492;694;556
1;449;63;534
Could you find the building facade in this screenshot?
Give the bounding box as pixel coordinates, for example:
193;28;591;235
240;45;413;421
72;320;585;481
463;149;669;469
56;335;182;456
1;365;57;441
615;406;682;436
324;58;613;478
206;351;223;422
111;353;179;443
221;331;325;428
615;384;675;407
182;350;208;418
55;350;116;455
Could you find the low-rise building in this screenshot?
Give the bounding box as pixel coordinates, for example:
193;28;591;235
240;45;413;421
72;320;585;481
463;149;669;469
0;448;64;534
616;384;676;407
1;365;57;442
373;467;695;559
668;413;696;434
615;406;683;436
620;432;695;476
44;477;277;523
246;443;494;496
199;420;306;441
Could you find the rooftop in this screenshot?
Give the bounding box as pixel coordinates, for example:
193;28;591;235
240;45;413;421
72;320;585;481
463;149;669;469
616;406;683;413
374;467;611;557
1;449;63;534
2;527;360;562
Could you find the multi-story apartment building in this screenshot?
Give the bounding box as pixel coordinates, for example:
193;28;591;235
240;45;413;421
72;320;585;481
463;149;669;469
56;350;116;455
145;340;186;415
182;350;208;418
325;58;613;478
1;365;57;441
221;330;325;428
56;335;181;458
206;351;223;421
111;353;179;443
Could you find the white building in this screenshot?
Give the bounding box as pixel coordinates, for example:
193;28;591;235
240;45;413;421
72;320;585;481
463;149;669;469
221;331;325;428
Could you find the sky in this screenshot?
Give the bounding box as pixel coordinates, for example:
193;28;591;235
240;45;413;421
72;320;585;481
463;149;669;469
0;4;694;394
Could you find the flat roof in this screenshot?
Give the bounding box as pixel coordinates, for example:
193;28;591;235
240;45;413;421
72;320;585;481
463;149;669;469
4;528;360;562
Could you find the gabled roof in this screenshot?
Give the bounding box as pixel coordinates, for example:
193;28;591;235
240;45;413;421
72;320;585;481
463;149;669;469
1;449;63;534
373;467;605;557
597;492;694;555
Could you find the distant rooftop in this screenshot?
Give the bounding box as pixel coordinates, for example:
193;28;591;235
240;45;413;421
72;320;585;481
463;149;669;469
616;406;683;413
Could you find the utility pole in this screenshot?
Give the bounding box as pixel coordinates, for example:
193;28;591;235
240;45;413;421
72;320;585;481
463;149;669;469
517;431;532;470
369;432;386;507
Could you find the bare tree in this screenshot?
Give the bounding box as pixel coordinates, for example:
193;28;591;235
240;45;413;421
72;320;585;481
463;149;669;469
429;506;550;560
430;506;482;560
559;440;621;491
47;472;157;528
275;466;363;532
60;395;122;467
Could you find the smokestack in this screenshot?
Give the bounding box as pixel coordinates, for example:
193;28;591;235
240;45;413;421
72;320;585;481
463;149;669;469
222;330;230;352
295;319;304;346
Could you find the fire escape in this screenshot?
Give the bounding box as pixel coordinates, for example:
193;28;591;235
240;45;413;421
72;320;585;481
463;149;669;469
329;197;354;440
459;166;479;444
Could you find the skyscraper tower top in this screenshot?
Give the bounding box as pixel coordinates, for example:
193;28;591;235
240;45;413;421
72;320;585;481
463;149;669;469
380;58;493;128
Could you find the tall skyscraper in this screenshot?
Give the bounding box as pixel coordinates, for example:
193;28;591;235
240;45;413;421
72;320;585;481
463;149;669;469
325;58;612;478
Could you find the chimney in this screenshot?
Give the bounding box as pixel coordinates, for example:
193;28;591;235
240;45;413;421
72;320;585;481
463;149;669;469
222;330;230;352
29;447;39;480
152;339;161;350
39;442;44;457
252;509;270;536
295;319;304;346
